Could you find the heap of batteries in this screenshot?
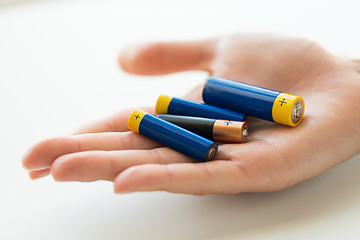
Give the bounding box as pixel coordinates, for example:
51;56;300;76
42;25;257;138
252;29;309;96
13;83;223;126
127;76;305;162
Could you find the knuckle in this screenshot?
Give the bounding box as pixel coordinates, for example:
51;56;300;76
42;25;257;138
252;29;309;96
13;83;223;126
103;116;117;132
115;132;130;149
106;151;119;180
149;148;165;164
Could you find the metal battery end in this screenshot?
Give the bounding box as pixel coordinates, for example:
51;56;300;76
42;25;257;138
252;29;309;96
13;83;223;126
207;147;217;161
291;100;304;124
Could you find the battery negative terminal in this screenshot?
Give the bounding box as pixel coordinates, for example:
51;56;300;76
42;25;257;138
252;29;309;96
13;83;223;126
242;127;248;142
291;101;304;124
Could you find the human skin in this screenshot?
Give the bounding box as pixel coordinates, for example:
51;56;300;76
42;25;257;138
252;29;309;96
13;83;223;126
22;33;360;195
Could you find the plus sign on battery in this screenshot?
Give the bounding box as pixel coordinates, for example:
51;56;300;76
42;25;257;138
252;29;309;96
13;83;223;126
279;98;287;106
225;120;232;126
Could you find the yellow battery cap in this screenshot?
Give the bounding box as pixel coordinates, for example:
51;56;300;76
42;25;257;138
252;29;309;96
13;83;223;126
155;95;173;114
272;93;305;127
128;109;147;133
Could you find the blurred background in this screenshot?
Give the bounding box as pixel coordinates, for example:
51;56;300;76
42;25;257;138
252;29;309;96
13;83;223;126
1;0;360;239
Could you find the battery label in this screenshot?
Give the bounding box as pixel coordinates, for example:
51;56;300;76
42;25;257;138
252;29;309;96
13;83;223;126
272;93;304;127
128;109;146;133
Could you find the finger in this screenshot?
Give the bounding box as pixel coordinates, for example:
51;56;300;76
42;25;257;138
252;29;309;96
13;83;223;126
28;168;51;180
118;39;217;75
352;59;360;72
72;106;154;134
22;131;161;170
50;147;194;182
113;161;251;195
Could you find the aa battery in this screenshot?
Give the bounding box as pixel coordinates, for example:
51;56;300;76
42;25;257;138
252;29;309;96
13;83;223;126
158;114;247;143
156;95;245;122
128;109;218;162
202;76;305;127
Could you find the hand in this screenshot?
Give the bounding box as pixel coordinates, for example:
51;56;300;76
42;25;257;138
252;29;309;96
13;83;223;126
22;33;360;195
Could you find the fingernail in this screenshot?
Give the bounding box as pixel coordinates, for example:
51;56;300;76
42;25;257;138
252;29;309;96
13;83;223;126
114;189;134;194
28;174;38;181
114;186;135;194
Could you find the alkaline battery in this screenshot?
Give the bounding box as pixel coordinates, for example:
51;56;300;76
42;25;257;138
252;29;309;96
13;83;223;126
128;109;218;162
202;76;305;127
156;95;245;121
158;114;247;143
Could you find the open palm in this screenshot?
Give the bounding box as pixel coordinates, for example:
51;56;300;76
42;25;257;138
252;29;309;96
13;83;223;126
23;33;360;195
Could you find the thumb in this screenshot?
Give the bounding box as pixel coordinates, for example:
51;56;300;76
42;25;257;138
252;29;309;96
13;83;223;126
118;39;217;76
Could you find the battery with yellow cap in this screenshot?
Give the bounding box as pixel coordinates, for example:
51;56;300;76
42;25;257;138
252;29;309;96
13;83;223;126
128;109;218;162
202;76;305;127
156;95;245;121
158;114;247;143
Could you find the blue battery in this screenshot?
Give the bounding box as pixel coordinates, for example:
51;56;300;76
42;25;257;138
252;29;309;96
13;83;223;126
128;109;218;162
202;76;305;127
156;95;245;121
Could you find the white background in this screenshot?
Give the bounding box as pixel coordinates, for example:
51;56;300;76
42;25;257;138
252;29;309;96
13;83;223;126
1;0;360;239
